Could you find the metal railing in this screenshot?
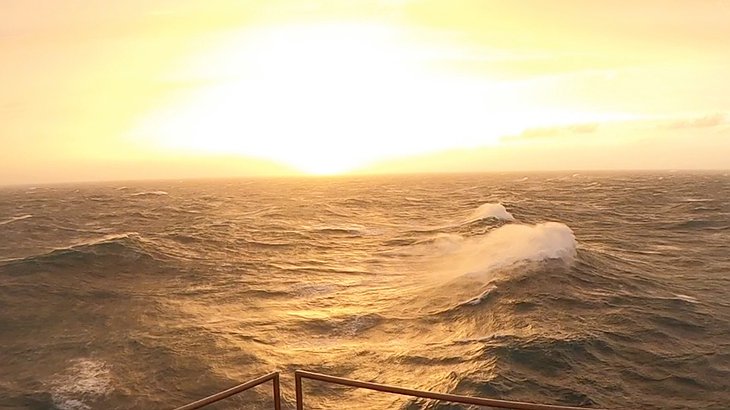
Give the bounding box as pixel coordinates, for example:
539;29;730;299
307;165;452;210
294;370;596;410
174;370;601;410
173;371;281;410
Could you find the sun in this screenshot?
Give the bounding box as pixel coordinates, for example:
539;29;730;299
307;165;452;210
127;23;531;174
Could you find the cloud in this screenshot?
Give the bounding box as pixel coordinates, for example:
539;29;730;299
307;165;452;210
506;123;599;140
662;113;725;130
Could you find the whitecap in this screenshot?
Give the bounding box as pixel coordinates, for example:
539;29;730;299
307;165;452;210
0;214;32;226
674;294;699;304
48;358;112;410
466;203;515;223
129;191;168;197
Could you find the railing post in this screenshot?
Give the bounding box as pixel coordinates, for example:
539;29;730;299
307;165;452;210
173;372;280;410
273;373;281;410
295;371;304;410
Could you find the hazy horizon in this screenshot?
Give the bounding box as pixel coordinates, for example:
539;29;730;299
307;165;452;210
2;167;728;188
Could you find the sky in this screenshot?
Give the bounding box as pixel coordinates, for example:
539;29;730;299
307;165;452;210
1;0;729;184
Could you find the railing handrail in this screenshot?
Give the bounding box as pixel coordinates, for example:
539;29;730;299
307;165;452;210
295;370;599;410
173;369;603;410
173;371;281;410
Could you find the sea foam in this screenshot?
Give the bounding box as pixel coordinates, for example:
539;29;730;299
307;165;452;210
49;359;112;410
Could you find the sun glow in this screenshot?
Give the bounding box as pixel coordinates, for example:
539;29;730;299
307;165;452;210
4;2;730;185
128;23;631;175
128;23;536;174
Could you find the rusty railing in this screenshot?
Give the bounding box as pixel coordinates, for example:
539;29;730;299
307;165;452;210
173;371;281;410
174;370;601;409
294;370;596;410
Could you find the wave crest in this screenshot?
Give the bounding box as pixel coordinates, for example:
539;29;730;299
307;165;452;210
431;222;577;277
1;233;162;269
466;203;515;223
129;191;168;197
405;222;577;314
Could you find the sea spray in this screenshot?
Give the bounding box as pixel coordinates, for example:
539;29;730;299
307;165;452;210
399;221;580;314
426;222;577;281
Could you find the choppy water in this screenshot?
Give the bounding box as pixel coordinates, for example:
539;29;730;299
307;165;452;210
1;172;729;410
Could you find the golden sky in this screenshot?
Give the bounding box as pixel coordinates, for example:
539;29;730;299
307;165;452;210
1;0;729;184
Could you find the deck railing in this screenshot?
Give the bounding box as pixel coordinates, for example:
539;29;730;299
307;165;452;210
174;370;600;409
173;371;280;410
295;370;594;410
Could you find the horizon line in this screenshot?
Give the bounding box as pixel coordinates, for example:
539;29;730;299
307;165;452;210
2;168;728;188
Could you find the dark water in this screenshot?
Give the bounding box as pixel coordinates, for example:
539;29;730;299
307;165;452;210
1;172;729;410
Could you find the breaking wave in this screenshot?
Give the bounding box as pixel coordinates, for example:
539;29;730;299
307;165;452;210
405;219;578;315
466;203;515;223
428;222;577;277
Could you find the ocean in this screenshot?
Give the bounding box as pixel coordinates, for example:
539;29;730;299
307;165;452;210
0;172;728;410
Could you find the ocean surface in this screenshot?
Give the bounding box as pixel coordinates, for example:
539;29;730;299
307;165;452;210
0;172;729;410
